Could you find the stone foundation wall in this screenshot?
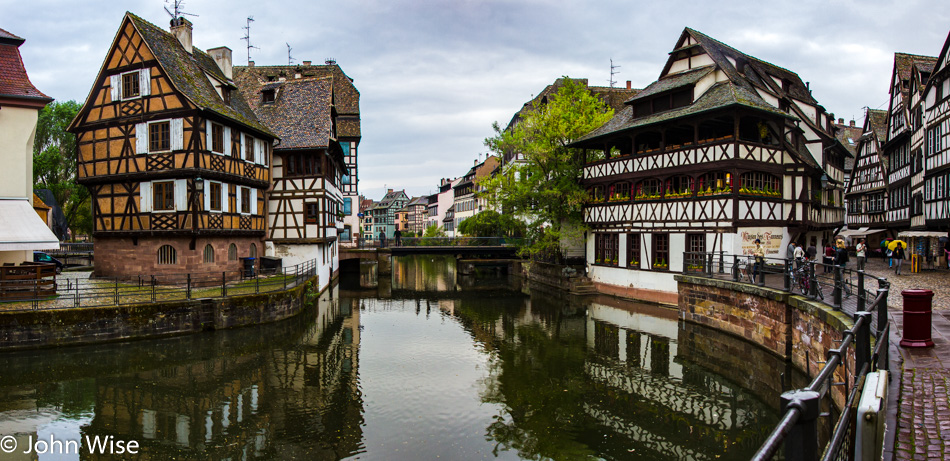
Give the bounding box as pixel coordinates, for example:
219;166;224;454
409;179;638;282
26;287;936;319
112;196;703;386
94;236;265;281
0;276;317;351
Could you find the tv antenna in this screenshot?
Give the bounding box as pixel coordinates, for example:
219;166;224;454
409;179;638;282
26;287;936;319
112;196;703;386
241;16;259;64
609;58;620;88
164;0;198;21
287;43;294;65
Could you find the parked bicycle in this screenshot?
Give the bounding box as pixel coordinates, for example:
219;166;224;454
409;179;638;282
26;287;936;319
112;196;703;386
735;255;756;284
795;263;824;300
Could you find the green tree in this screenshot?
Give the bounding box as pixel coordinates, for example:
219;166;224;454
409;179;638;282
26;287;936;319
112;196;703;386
33;100;88;239
422;223;446;238
457;210;526;238
480;78;613;260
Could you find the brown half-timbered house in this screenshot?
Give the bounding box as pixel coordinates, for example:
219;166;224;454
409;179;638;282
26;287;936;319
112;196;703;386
571;28;850;302
844;109;889;244
234;67;348;289
69;14;276;279
235;62;361;247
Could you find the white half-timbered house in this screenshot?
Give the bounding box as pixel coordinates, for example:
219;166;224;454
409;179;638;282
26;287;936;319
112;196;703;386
844;109;889;245
235;71;348;291
69;14;276;279
571;28;850;302
923;31;950;233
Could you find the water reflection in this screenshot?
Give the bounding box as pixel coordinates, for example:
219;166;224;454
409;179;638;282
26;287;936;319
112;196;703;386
0;255;778;460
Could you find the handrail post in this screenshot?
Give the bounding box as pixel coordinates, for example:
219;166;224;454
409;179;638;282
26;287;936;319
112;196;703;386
855;311;872;376
784;258;791;292
222;272;227;297
877;285;890;371
718;251;724;274
757;258;765;287
151;275;156;303
255;272;260;294
187;273;192;299
856;270;866;312
682;252;688;275
781;389;821;461
114;277;119;305
833;266;843;310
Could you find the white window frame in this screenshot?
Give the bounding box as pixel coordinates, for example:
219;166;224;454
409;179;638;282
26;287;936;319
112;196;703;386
204;181;225;213
237;186;256;215
110;68;151;102
136;118;182;154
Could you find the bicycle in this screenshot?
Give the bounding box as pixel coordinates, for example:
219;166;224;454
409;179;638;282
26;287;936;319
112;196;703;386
796;263;824;300
735;256;756;284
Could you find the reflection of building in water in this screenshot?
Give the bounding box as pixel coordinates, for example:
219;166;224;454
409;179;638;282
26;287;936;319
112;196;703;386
78;288;363;459
391;256;455;292
584;299;775;458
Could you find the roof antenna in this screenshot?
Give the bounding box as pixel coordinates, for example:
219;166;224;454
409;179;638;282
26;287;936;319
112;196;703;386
164;0;198;22
241;17;259;65
609;58;620;88
286;43;294;65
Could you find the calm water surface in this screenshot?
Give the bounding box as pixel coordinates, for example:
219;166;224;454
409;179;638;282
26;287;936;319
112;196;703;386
0;255;779;460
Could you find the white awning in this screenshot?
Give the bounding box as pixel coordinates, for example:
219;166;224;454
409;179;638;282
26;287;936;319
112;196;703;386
0;198;60;251
898;231;948;238
837;227;887;238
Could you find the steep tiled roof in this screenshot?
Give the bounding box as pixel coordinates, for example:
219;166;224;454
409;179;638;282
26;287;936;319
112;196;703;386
627;66;713;102
125;14;273;137
507;78;639;130
0;28;51;103
237;76;332;150
867;109;888;139
234;64;361;138
834;120;862;171
893;53;938;102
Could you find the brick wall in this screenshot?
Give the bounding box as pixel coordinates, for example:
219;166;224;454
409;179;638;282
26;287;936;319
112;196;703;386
94;236;265;281
0;276;317;351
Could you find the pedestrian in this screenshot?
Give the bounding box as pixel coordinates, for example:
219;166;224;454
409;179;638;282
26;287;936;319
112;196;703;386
893;243;906;275
793;242;806;271
855;239;867;272
394;229;402;247
806;242;817;262
834;240;849;269
379;230;387;248
787;242;797;262
752;238;765;283
823;243;835;273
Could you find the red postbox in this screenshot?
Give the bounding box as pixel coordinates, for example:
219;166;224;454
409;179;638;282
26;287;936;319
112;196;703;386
900;289;935;348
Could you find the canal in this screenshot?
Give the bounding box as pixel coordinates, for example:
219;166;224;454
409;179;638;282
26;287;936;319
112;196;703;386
0;255;780;460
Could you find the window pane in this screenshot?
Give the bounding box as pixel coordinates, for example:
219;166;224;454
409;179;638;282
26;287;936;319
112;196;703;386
150;122;170;152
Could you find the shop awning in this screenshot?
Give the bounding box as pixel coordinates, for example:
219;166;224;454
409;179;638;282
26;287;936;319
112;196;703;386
0;198;59;251
898;231;948;238
837;227;887;238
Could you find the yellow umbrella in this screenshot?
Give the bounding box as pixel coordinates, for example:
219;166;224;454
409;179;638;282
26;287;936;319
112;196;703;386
887;239;907;251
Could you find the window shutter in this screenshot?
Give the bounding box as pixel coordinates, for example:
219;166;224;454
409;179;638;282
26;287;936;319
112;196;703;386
136;123;148;154
170;118;183;151
224;126;232;157
140;181;152;213
139;68;151;97
251;188;258;215
256;139;265;165
174;179;187;211
203;182;211;211
110;75;120;101
205;121;213;152
235;186;243;214
222;183;230;213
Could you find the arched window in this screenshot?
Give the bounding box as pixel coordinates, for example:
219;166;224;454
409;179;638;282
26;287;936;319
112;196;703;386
609;182;631;201
664;176;694;198
740;172;782;197
635;179;662;199
249;243;258;259
697;172;732;196
157;245;177;265
228;243;237;261
203;244;215;263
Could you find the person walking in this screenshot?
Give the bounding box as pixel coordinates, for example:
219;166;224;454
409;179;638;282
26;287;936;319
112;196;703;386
752;238;765;283
806;242;817;262
855;239;867;271
834;240;849;269
893;242;906;275
394;229;402;247
379;230;387;248
823;243;835;273
793;242;806;271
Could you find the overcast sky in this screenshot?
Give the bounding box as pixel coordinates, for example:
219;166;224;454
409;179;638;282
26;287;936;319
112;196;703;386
4;0;949;200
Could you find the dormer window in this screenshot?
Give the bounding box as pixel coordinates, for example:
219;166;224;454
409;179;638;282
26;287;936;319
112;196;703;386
262;89;275;104
222;87;231;105
122;71;140;99
111;69;150;102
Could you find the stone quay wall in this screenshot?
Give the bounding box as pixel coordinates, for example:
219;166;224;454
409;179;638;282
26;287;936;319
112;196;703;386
0;276;318;352
676;275;856;406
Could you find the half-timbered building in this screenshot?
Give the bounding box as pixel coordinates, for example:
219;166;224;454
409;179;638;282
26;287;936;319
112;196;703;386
923;31;950;233
843;109;889;245
235;62;361;247
69;14;276;279
234;67;349;289
571;28;850;302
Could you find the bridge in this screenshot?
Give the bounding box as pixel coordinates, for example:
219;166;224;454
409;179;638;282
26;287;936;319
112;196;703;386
340;237;523;273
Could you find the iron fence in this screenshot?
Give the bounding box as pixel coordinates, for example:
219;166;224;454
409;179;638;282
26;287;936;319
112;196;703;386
0;259;318;312
362;236;525;248
683;251;890;460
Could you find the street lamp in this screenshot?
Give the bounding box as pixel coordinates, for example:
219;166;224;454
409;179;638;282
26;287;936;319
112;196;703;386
195;176;205;193
820;173;830;190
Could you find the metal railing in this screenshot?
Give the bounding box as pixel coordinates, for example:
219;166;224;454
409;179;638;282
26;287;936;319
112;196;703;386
361;237;525;248
682;252;890;460
0;259;318;312
49;242;94;254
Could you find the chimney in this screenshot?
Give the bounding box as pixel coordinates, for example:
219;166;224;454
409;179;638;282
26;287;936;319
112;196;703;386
207;47;233;79
626;80;632;90
838;118;844;124
248;61;255;67
388;188;394;194
170;18;193;54
850;120;855;127
303;60;312;66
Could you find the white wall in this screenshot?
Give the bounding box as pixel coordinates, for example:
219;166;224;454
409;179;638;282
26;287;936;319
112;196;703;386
268;242;336;293
0;106;37;199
